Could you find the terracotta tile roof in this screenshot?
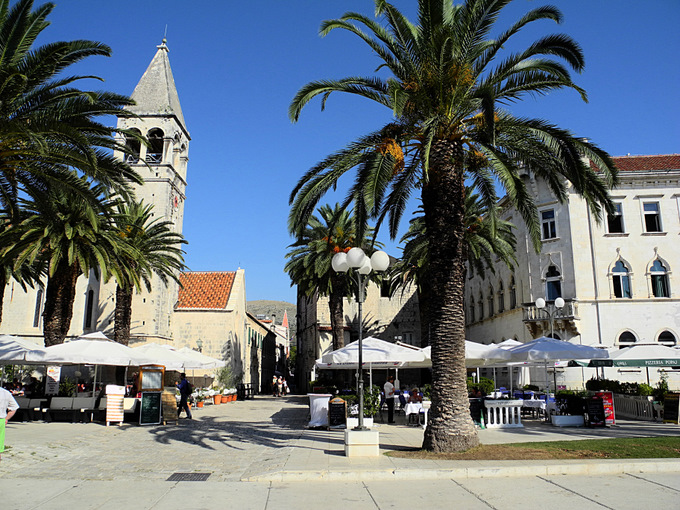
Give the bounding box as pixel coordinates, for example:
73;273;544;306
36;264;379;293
611;154;680;172
176;271;235;310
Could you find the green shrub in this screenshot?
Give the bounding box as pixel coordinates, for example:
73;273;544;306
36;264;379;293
638;383;654;396
654;373;669;402
467;376;494;396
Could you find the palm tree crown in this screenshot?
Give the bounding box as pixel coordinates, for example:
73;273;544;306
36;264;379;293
0;0;142;215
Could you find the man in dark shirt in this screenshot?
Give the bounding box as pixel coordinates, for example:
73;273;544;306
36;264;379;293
177;373;193;419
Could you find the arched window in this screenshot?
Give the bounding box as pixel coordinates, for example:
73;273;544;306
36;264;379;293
545;265;562;300
618;331;636;347
33;288;43;328
477;294;484;320
146;128;164;163
487;286;494;317
468;300;475;323
84;289;95;329
124;128;142;163
658;330;676;346
497;281;505;313
612;261;632;298
509;276;517;309
650;260;670;298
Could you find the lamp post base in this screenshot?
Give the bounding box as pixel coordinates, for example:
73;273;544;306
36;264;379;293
344;428;379;457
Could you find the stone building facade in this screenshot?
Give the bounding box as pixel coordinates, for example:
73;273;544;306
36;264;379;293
465;154;680;390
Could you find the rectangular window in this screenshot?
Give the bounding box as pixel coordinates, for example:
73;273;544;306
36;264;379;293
607;203;625;233
541;209;557;240
643;202;662;232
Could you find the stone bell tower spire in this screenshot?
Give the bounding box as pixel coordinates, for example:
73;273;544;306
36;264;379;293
116;38;190;235
112;39;191;343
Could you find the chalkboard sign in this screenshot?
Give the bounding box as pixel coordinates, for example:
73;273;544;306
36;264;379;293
140;392;162;426
328;397;347;429
586;397;605;427
663;393;679;424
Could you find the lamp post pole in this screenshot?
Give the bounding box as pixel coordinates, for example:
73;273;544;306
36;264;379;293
332;247;389;430
535;297;565;339
535;297;565;394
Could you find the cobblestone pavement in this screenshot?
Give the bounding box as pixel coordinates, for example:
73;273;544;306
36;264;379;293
0;395;310;482
1;394;679;484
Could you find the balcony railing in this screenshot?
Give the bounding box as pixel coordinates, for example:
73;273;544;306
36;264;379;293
522;299;578;322
145;153;162;164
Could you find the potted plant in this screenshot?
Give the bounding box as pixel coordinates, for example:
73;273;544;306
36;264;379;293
221;388;229;404
195;393;205;408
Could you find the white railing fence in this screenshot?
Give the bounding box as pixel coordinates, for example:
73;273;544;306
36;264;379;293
484;400;523;428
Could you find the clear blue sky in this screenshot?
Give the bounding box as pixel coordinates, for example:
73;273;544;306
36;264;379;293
39;0;679;304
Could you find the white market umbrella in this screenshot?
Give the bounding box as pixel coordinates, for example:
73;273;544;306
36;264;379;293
176;347;226;369
318;337;426;369
25;333;157;366
25;332;158;396
495;339;524;393
391;341;511;369
0;335;45;364
609;343;680;384
317;337;426;390
132;343;194;371
506;336;609;393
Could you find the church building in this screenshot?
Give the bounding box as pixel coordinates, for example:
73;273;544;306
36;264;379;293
0;41;265;390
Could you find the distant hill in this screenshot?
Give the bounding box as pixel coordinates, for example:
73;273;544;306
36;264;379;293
247;300;296;338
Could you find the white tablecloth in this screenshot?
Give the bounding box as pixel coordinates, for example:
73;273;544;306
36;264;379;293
403;403;422;415
521;399;546;410
308;393;332;427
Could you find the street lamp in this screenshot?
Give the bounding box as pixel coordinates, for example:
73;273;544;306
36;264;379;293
332;247;389;430
196;339;203;353
535;297;565;339
535;296;565;396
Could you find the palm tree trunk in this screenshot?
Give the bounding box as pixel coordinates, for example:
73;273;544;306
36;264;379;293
0;271;5;326
421;140;479;453
329;273;346;350
43;261;80;346
114;284;133;345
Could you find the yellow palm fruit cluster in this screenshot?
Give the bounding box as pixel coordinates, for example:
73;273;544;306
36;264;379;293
378;138;405;174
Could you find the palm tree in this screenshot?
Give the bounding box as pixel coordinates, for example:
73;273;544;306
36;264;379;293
109;200;187;345
391;187;516;346
0;0;142;215
289;0;617;452
1;178;124;345
286;203;375;351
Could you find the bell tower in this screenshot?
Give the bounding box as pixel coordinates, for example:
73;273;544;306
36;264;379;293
112;39;190;343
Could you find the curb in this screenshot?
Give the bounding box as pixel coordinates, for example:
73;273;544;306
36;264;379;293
241;459;680;482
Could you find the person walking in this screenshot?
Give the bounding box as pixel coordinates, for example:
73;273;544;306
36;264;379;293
0;386;19;462
384;375;396;424
276;376;283;397
176;373;193;419
272;375;278;397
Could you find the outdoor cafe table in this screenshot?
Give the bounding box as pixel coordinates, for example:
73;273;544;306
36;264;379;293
521;399;546;418
403;402;428;428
